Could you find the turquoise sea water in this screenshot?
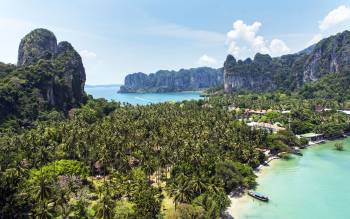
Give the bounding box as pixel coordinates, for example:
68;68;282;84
85;85;203;105
238;138;350;219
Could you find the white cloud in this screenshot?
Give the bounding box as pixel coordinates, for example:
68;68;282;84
307;33;323;46
308;5;350;46
197;54;218;67
319;5;350;31
80;50;97;59
226;20;290;59
269;39;290;56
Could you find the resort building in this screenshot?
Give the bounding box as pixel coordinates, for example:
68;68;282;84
281;110;291;114
245;109;267;115
228;104;237;111
298;133;325;144
202;103;213;109
338;110;350;115
315;105;332;113
247;122;286;133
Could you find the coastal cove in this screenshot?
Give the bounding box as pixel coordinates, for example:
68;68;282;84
3;3;350;218
229;137;350;219
85;85;203;105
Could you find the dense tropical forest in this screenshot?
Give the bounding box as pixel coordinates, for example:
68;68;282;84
2;91;350;218
0;97;263;218
1;28;350;218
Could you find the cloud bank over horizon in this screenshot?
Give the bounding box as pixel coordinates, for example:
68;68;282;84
226;20;290;60
197;54;218;67
1;1;350;84
309;5;350;45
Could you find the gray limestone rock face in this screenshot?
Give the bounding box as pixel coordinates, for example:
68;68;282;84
223;30;350;93
17;28;57;66
119;67;223;93
54;41;86;107
16;29;86;111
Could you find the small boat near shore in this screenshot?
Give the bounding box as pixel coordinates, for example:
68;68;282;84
248;191;269;202
292;147;303;156
293;151;303;156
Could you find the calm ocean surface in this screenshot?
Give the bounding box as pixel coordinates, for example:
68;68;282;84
85;85;203;105
236;137;350;219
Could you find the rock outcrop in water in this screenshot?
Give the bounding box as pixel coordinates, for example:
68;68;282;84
119;67;223;93
224;30;350;93
0;28;86;124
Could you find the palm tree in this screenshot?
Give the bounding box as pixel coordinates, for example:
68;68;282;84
188;177;207;195
34;201;55;219
172;184;191;210
34;174;53;203
95;194;114;219
144;161;155;182
72;199;89;219
56;190;71;219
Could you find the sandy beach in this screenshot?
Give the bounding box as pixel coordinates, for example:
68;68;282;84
226;158;279;219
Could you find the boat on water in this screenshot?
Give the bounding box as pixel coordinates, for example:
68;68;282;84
292;147;303;156
294;150;303;156
248;191;269;202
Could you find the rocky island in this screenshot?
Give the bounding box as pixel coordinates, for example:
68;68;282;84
120;31;350;95
119;67;223;93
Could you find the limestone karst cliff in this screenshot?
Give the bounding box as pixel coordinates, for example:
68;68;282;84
119;67;223;93
0;28;86;124
224;30;350;93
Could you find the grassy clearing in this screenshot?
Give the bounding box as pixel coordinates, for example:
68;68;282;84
160;183;176;219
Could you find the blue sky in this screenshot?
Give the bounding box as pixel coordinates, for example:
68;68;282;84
1;0;350;84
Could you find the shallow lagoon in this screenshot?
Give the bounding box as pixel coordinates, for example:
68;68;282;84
232;138;350;219
85;85;203;105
